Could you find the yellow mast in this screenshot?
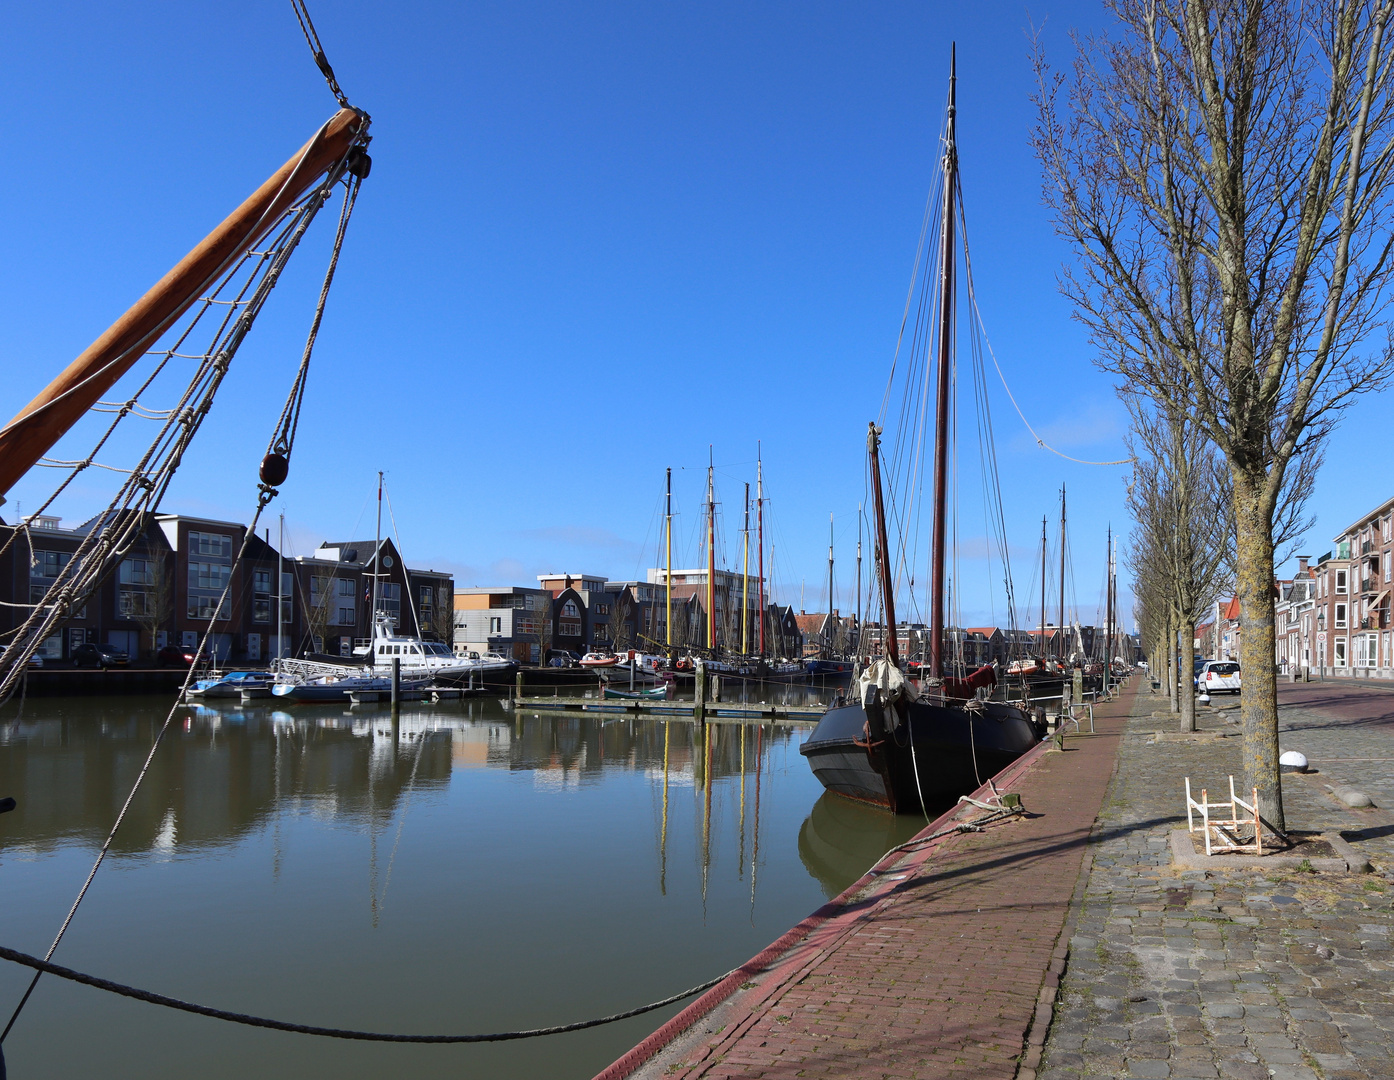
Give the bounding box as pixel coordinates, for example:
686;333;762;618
742;482;750;654
665;467;673;653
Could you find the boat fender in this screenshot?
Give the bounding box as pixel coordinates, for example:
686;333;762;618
0;797;14;814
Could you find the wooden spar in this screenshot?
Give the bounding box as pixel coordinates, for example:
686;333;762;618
756;447;765;658
706;451;716;650
665;467;673;652
1039;516;1047;658
927;46;956;681
742;482;749;655
0;107;368;499
867;422;899;668
1058;484;1067;659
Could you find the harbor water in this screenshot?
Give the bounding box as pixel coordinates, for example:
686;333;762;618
0;687;925;1078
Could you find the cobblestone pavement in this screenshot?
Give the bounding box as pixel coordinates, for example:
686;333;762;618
1037;685;1394;1080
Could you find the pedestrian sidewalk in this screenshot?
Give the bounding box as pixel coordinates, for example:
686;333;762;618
602;685;1138;1080
1036;685;1394;1080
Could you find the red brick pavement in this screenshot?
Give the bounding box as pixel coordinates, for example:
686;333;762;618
598;684;1137;1080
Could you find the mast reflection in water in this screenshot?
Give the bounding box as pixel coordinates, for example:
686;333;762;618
1;690;909;1079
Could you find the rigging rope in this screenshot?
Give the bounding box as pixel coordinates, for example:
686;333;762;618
290;0;350;108
1;159;365;1044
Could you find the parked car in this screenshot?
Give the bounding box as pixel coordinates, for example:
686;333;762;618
71;643;129;668
545;649;581;668
25;655;44;668
157;645;197;667
1197;660;1241;694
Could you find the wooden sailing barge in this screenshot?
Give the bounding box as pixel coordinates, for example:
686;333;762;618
800;51;1043;813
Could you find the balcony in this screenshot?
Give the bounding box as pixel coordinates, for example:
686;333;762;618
1363;578;1378;594
1362;540;1374;555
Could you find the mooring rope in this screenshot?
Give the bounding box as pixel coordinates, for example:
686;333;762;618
0;946;728;1043
0;804;1024;1046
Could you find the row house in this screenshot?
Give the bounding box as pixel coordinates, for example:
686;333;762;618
452;586;553;663
1306;495;1394;678
1;514;453;665
1274;571;1317;674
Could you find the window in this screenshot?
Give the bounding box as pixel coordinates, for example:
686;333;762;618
1335;603;1347;628
1384;632;1391;669
1357;633;1378;668
489;617;502;634
595;603;609;616
1335;637;1348;667
1386;552;1391;583
251;569;272;623
421;586;435;611
190;561;232;591
337;606;356;626
188;593;230;620
119;558;156;586
31;550;70;581
118;589;152;617
562;600;579;618
1336;570;1348;593
188;531;232;558
378;582;402;625
337;577;355;597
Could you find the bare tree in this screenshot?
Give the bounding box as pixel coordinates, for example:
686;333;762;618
430;587;455;647
305;574;333;654
534;591;554;664
1125;394;1235;730
1034;1;1394;829
130;552;173;659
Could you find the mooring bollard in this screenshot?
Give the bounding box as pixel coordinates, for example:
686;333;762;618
391;657;400;711
515;671;524;700
694;658;706;724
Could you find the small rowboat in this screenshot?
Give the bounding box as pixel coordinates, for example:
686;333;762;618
603;685;669;700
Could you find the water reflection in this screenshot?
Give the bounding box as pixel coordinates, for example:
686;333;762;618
0;691;919;1080
797;793;927;898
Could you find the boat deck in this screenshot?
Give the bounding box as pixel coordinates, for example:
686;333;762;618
596;679;1137;1080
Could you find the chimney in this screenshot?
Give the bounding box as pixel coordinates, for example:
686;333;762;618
1297;555;1310;574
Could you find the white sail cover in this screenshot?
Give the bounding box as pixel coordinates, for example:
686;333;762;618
858;658;917;706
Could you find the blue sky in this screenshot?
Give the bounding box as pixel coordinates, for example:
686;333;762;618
1;1;1385;633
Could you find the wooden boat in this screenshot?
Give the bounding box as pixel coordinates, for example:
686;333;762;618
602;684;669;700
800;50;1043;814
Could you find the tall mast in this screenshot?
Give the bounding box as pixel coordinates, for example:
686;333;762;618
827;512;835;624
706;448;716;651
757;446;765;658
742;483;750;654
1058;484;1067;660
277;511;284;659
1039;516;1048;658
372;471;383;629
1103;523;1112;693
928;45;957;682
665;467;673;653
867;423;899;668
856;503;863;659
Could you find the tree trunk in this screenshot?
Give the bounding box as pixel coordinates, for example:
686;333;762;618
1166;621;1178;713
1179;617;1196;732
1233;470;1284;833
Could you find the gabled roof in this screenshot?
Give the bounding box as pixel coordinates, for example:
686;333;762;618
794;612;827;635
1223;596;1241;621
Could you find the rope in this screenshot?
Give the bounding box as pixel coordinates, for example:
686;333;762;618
1;163;366;1041
0;804;1024;1046
0;946;728;1043
290;0;350;108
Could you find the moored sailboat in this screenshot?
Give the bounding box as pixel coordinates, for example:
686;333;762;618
801;50;1043;813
